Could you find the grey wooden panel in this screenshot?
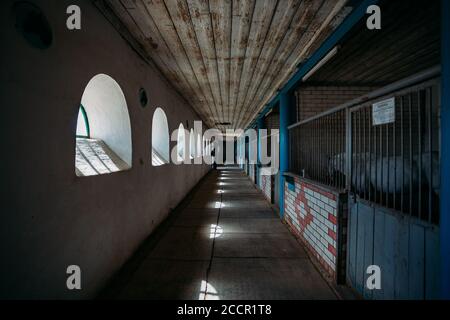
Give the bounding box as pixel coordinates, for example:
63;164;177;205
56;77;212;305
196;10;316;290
346;199;357;287
360;204;374;299
348;199;439;300
372;211;386;300
346;199;358;290
408;223;425;299
377;211;396;299
355;202;366;294
394;212;409;299
425;226;439;299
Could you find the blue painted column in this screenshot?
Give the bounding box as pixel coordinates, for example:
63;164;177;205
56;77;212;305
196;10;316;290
279;92;294;218
440;0;450;300
257;117;264;187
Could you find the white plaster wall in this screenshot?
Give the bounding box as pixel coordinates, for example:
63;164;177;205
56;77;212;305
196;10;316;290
0;0;209;299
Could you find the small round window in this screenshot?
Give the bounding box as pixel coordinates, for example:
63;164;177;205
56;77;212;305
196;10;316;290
13;2;53;49
139;88;148;108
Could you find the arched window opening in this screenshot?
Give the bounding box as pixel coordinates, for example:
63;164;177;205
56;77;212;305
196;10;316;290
177;123;186;162
190;128;195;159
152;107;170;166
75;74;132;177
203;136;207;156
205;139;210;156
197;133;202;157
76;105;90;138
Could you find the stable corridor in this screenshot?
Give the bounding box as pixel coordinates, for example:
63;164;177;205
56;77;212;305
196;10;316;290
101;167;337;300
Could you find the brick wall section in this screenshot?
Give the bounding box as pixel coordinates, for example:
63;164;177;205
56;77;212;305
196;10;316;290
284;176;339;277
295;86;378;122
259;172;271;201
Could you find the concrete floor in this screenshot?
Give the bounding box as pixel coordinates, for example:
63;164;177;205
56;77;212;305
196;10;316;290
100;167;338;300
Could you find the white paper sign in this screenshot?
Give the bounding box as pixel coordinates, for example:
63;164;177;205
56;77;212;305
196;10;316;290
372;97;395;125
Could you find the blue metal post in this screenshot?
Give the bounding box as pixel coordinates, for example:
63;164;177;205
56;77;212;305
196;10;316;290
257;117;264;187
279;92;293;218
440;0;450;300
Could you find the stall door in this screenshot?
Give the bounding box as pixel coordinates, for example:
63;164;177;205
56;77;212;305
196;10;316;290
346;80;440;299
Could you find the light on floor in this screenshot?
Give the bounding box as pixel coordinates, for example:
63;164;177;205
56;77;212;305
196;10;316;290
214;201;225;208
209;224;223;239
199;280;219;300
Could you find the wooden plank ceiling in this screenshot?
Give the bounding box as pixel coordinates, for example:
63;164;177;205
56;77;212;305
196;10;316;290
96;0;354;129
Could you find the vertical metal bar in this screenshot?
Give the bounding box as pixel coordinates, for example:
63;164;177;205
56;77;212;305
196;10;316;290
330;113;339;188
340;111;344;189
375;114;378;204
409;94;413;216
363;107;367;200
320;117;323;184
393;98;397;210
428;87;433;223
349;111;356;193
369;106;372;202
329;115;332;187
355;110;358;194
380;113;384;207
303;126;306;176
308;124;311;177
308;124;311;178
321;117;323;183
306;125;308;177
297;128;299;174
336;113;339;189
401;96;405;213
346;108;352;192
323;117;326;184
387;113;390;208
314;120;317;181
327;113;337;186
313;120;316;181
358;109;361;196
326;116;328;185
298;128;300;175
317;119;320;182
330;115;332;187
354;110;357;194
312;122;314;179
418;90;422;219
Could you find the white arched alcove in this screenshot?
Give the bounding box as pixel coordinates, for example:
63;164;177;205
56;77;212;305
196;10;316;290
190;128;195;159
152;107;170;166
197;133;202;157
81;74;132;165
177;123;186;162
75;74;132;177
